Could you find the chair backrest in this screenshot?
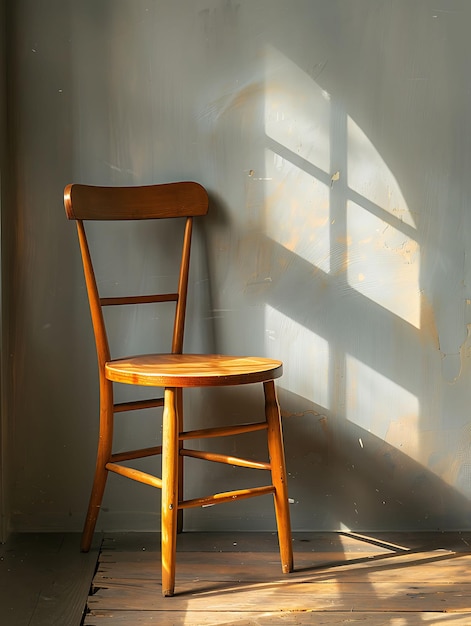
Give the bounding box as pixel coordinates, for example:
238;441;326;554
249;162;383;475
64;182;209;369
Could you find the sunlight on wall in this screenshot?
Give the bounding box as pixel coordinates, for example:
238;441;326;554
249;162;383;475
264;148;331;273
347;117;416;228
265;304;330;409
346;354;419;456
347;117;420;328
263;44;420;328
262;45;421;440
347;200;420;327
264;47;330;173
264;46;331;273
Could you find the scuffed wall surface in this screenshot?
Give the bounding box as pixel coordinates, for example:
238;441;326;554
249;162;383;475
6;0;471;532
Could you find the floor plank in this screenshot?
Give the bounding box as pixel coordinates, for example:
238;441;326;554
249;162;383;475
94;550;471;584
87;580;471;611
83;611;471;625
83;532;471;624
99;530;471;553
0;532;100;626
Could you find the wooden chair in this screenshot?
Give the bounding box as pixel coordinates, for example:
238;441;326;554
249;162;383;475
64;181;293;596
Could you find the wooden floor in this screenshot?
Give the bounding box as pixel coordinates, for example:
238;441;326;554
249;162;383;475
0;532;99;626
84;531;471;625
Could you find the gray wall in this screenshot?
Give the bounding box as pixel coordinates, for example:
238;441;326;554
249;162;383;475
0;0;7;541
4;0;471;533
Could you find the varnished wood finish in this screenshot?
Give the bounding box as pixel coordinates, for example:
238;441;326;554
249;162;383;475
100;293;178;306
180;448;271;470
64;181;208;220
113;397;164;413
83;531;471;624
76;220;111;367
176;387;184;535
80;375;113;553
172;217;192;354
161;387;179;597
105;353;283;387
180;421;268;440
179;484;276;509
110;445;162;462
105;462;163;489
65;181;293;596
264;380;293;574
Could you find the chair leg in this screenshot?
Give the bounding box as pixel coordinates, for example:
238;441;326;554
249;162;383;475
81;462;109;552
264;380;294;574
176;387;184;534
161;387;179;597
81;379;114;552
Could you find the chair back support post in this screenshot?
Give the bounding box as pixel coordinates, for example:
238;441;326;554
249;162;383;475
76;219;111;368
172;216;193;354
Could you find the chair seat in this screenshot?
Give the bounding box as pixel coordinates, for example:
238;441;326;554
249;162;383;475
105;353;283;387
